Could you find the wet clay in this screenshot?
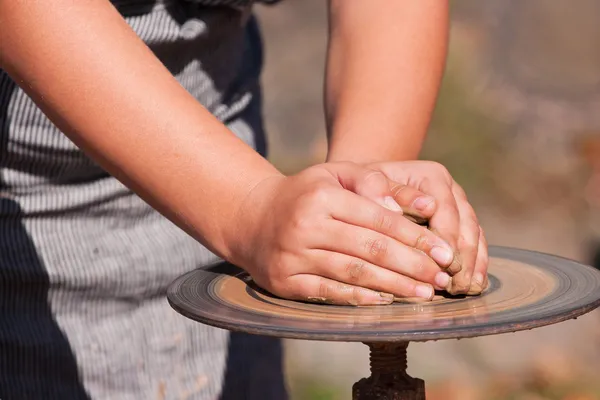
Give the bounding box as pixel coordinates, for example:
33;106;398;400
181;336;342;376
211;257;555;327
168;246;600;400
167;247;600;342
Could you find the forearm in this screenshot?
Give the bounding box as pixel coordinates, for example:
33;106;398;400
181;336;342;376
0;1;282;258
325;0;449;163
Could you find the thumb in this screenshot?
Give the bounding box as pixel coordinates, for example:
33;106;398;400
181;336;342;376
324;162;403;213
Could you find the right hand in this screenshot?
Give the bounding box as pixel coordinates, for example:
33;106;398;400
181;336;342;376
225;162;456;306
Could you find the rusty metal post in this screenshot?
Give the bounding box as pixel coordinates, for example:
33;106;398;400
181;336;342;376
352;342;425;400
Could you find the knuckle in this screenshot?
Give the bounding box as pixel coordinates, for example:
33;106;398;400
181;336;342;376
350;286;363;306
419;177;438;199
304;185;333;208
345;258;369;283
364;237;388;260
389;183;408;197
453;182;467;199
362;170;387;186
413;231;431;252
427;161;451;179
374;211;394;232
291;213;317;234
439;165;453;182
317;280;332;299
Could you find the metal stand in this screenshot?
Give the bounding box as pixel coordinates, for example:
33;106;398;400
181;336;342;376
167;252;600;400
352;342;425;400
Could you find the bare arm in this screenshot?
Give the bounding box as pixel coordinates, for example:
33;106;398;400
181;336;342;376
0;0;282;258
323;3;489;296
325;0;449;162
0;0;459;303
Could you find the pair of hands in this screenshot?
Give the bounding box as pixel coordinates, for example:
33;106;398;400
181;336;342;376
227;161;488;306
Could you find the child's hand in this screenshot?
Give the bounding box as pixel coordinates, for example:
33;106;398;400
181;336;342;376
366;161;489;296
226;162;456;306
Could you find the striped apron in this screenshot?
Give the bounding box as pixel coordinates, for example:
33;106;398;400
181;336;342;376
0;1;286;399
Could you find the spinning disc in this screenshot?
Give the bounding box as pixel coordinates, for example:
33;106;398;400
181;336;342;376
167;247;600;342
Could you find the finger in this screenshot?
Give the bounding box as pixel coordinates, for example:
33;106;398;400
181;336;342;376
308;249;438;299
323;189;455;269
388;182;436;222
448;184;481;295
285;274;395;306
415;177;462;275
316;219;453;290
468;227;489;295
373;161;459;252
325;162;403;212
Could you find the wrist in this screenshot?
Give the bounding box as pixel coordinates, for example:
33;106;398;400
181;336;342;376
220;173;286;269
326;147;419;164
326;125;424;163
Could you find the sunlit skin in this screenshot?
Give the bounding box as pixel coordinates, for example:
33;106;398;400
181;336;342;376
0;0;487;305
326;1;488;294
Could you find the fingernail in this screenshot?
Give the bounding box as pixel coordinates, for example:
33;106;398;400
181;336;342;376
431;246;454;266
382;196;403;212
378;292;394;304
434;271;451;289
415;284;434;300
412;196;435;211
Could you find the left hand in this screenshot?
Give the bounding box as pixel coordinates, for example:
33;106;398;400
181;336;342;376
361;161;489;295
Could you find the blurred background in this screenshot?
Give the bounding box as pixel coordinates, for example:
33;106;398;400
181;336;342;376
254;1;600;399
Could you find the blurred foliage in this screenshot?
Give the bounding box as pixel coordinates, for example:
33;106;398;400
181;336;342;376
258;1;600;399
420;39;509;204
289;376;344;400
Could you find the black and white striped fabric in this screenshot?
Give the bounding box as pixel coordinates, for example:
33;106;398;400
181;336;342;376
0;1;286;399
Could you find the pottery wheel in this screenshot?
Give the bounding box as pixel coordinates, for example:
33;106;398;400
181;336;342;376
167;246;600;342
